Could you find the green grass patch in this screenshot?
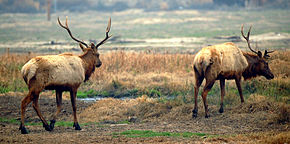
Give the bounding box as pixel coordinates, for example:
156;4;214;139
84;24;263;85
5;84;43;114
0;117;19;124
116;120;131;124
112;130;210;138
77;89;98;98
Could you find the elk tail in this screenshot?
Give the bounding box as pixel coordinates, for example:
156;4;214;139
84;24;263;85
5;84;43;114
21;63;37;85
194;57;213;77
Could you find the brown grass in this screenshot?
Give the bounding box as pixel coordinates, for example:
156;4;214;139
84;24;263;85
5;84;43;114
0;50;289;96
80;95;157;122
86;51;195;92
206;131;290;144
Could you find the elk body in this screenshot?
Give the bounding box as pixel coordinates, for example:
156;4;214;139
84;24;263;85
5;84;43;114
19;17;111;134
192;25;274;118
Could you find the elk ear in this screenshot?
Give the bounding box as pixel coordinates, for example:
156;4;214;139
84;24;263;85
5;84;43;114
257;51;262;58
79;43;85;52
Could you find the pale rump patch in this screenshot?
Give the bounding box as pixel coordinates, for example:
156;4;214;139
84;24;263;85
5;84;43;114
21;54;85;86
193;42;248;76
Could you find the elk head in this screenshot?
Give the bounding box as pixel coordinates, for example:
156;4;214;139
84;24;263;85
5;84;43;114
241;24;274;80
58;16;112;67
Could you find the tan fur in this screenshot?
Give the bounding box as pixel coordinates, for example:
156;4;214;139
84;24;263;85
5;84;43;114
21;54;85;87
193;42;248;79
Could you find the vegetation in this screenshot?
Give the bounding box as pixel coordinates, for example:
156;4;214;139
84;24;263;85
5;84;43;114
0;51;289;106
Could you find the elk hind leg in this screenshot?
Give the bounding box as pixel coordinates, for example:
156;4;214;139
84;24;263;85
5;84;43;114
31;91;52;131
70;89;81;130
192;67;204;118
19;91;33;134
202;80;215;118
50;90;63;130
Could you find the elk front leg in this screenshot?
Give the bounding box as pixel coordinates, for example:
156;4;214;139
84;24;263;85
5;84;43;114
19;91;33;134
70;89;81;130
50;90;63;130
235;77;244;103
219;79;225;113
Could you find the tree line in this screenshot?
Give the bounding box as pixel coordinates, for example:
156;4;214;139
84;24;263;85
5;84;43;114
0;0;289;13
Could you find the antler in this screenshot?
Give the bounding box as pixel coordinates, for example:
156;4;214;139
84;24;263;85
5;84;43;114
241;24;259;55
263;50;274;59
95;17;112;48
58;16;89;48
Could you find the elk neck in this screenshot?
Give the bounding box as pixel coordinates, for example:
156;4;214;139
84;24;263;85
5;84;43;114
79;49;96;81
242;52;260;80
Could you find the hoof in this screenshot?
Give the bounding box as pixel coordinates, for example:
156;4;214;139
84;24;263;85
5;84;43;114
19;124;29;134
219;107;224;113
43;123;52;131
192;109;198;118
73;123;81;130
50;120;56;130
205;114;210;118
192;113;198;118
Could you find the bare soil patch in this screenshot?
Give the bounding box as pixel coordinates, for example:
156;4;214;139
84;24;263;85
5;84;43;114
0;92;289;143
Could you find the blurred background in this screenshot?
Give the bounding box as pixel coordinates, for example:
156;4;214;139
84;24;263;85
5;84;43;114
1;0;289;13
0;0;289;54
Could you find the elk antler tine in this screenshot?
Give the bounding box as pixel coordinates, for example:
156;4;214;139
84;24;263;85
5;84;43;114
241;24;259;55
65;16;68;27
267;50;274;53
263;50;275;59
106;17;111;33
247;26;252;39
95;17;112;48
241;24;245;39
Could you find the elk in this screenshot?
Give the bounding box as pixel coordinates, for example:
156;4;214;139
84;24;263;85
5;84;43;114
19;17;112;134
192;25;274;118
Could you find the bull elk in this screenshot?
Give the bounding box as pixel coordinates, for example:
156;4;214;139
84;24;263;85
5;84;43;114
19;17;112;134
192;25;274;118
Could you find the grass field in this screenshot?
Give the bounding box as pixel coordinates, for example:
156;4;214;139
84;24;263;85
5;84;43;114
0;50;289;105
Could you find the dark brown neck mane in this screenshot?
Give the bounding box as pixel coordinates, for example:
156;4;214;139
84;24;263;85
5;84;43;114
242;52;260;80
79;49;96;81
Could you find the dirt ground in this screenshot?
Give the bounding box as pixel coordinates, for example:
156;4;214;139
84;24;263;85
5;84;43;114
0;92;289;144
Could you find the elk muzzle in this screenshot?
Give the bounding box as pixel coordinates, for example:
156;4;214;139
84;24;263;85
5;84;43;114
264;71;274;80
96;61;102;67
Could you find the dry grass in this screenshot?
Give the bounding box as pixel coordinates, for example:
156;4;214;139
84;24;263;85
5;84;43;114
0;50;289;100
80;95;157;122
206;131;290;144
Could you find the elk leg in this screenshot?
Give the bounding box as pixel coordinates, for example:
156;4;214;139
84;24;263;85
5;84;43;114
70;89;81;130
235;77;244;103
19;91;33;134
32;92;51;131
219;79;225;113
202;81;215;118
50;90;63;130
192;73;204;118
